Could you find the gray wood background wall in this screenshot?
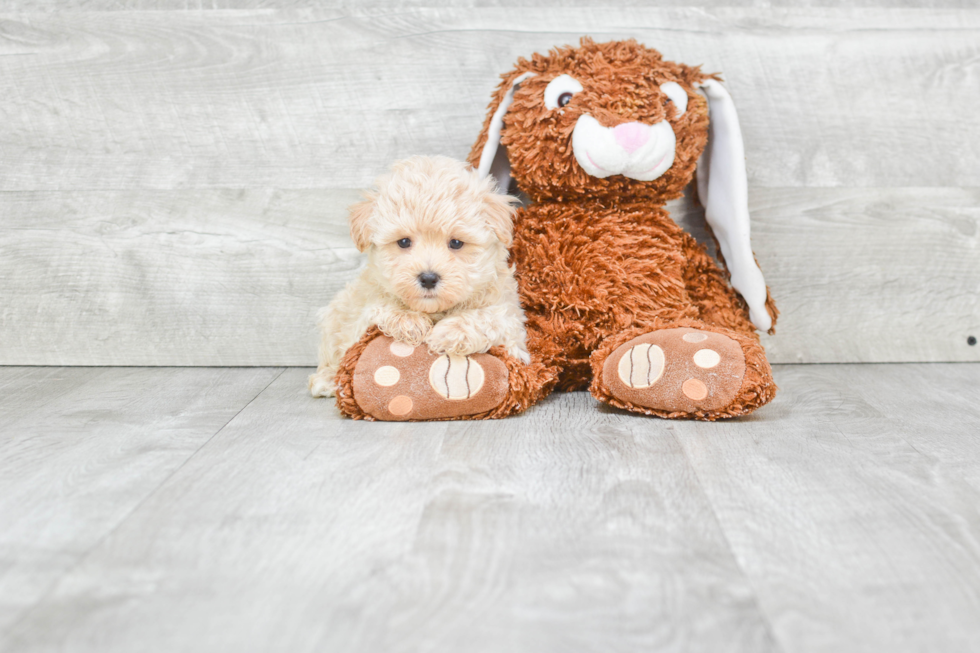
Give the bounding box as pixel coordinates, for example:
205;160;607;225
0;4;977;366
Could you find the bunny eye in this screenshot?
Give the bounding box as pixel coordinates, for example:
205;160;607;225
659;81;688;118
544;74;583;110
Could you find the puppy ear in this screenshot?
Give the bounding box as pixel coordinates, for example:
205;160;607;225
468;69;536;194
347;195;375;252
482;190;517;248
695;78;771;332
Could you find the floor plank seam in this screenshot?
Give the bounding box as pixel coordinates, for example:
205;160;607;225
668;424;788;653
0;367;288;643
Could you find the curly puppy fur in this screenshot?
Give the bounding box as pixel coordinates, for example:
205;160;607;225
462;37;778;419
309;156;529;398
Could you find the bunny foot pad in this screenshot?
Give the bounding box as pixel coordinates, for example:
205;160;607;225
602;328;746;414
351;335;509;421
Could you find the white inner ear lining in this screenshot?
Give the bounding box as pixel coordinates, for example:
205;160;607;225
477;72;536;180
694;78;771;332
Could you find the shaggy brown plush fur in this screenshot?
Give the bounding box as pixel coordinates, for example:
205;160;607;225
336;37;778;421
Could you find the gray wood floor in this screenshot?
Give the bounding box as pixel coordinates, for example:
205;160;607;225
1;364;978;653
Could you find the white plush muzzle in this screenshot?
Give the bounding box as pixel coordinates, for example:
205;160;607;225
572;116;676;182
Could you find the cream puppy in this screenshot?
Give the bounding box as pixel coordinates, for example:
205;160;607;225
309;156;529;398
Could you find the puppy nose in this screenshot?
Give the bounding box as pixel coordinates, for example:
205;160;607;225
613;122;650;154
417;271;440;290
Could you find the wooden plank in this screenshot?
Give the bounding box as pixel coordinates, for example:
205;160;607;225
673;363;980;653
3;1;976;11
1;187;976;365
801;363;980;491
1;369;779;653
0;189;363;366
0;9;977;190
0;366;282;632
751;187;980;363
0;367;111;426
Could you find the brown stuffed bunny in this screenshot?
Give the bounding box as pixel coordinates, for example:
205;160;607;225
334;37;777;421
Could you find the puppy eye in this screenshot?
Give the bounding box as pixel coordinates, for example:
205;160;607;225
659;81;688;117
448;239;464;250
544;74;583;110
397;238;412;248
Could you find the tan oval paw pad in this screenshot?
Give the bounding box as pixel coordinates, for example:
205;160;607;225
387;395;413;416
693;349;720;369
374;366;401;386
389;341;415;357
682;378;708;400
429;355;485;400
617;343;665;389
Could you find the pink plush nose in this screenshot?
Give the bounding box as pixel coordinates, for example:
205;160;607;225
613;122;650;154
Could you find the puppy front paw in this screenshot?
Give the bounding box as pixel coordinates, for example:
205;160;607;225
425;316;493;357
376;309;433;346
507;344;531;365
309;369;337;398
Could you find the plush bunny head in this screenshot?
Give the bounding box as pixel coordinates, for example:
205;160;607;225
468;38;713;204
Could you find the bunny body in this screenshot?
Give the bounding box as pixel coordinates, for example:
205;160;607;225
334;38;777;421
512;200;756;390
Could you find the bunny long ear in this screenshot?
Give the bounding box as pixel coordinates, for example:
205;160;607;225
476;71;536;194
695;79;771;332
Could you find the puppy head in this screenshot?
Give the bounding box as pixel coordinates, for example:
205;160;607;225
468;37;711;204
350;155;517;314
